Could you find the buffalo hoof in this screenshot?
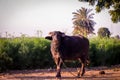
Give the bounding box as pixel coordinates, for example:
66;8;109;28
77;75;83;78
77;73;80;78
76;76;81;78
56;74;61;78
77;73;83;78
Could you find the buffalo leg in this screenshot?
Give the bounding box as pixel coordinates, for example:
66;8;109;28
80;63;85;76
77;58;85;77
55;58;63;78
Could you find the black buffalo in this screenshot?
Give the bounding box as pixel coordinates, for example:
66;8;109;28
45;31;89;78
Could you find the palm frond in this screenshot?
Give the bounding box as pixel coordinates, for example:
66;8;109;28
72;7;96;37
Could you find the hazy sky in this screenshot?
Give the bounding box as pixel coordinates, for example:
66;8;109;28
0;0;120;37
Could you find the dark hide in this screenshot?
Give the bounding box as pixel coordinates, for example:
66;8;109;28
45;31;89;78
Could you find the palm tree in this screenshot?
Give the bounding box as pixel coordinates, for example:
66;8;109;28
72;7;96;37
5;32;8;38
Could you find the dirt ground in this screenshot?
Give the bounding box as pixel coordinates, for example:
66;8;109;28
0;66;120;80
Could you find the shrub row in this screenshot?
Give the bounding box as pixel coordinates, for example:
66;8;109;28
0;37;120;72
0;37;54;72
89;37;120;66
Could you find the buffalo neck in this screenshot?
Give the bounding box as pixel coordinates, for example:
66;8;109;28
51;40;61;53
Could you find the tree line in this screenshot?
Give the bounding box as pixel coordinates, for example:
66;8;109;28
0;37;120;72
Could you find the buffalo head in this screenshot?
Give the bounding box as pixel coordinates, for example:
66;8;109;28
45;31;65;43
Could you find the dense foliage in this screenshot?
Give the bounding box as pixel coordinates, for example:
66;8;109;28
0;37;54;72
0;37;120;72
78;0;120;23
97;27;111;38
89;37;120;66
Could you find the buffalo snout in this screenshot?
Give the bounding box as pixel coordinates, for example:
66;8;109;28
45;36;52;40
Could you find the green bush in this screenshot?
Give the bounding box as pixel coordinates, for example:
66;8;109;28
0;37;54;72
89;37;120;66
0;37;120;72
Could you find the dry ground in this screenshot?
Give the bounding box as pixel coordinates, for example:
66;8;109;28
0;66;120;80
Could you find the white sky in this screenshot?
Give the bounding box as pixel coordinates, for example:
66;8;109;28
0;0;120;37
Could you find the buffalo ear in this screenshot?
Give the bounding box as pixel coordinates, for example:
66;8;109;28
45;36;52;40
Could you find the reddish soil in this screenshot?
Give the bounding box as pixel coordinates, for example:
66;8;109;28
0;66;120;80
